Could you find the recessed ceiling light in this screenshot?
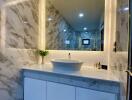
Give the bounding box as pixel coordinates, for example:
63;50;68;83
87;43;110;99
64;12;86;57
79;13;84;18
83;27;87;31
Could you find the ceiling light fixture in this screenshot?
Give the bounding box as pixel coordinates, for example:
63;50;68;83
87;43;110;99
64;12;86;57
83;27;87;31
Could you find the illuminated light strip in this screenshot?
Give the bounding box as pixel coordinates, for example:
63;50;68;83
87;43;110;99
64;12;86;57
0;8;6;53
107;0;117;70
107;0;112;70
37;0;46;64
39;0;45;50
3;0;29;7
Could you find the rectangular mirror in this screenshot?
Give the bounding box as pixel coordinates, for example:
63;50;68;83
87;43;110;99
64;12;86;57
46;0;105;51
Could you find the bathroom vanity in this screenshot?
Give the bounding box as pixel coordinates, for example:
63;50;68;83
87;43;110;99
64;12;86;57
22;64;120;100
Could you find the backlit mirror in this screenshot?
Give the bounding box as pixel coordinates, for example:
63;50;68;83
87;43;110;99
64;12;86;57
46;0;105;51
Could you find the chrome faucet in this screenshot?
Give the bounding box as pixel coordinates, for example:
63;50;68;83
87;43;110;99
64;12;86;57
68;53;71;59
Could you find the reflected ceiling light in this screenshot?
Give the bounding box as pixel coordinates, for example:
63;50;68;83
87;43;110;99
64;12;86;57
78;13;84;18
23;21;28;24
119;6;129;12
83;27;87;31
63;29;67;32
48;17;52;21
123;6;129;11
65;40;70;44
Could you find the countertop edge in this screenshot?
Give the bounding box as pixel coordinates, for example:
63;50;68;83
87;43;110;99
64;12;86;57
22;68;120;84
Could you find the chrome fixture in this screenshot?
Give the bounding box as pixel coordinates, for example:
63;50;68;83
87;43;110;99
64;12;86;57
68;53;71;59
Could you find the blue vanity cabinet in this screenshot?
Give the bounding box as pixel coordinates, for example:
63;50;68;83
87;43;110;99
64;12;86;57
24;78;46;100
23;70;119;100
76;87;117;100
24;78;117;100
47;82;76;100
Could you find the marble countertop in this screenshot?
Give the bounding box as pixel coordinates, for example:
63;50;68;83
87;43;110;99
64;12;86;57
22;63;120;83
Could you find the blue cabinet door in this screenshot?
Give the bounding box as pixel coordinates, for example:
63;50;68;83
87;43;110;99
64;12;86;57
76;87;117;100
24;78;46;100
47;82;76;100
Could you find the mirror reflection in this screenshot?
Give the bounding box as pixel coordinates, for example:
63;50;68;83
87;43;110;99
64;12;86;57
46;0;105;51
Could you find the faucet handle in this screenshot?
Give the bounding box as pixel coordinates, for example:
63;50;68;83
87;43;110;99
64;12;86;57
68;53;71;59
95;62;101;69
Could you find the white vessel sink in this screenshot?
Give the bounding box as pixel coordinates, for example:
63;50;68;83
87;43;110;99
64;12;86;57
51;59;83;71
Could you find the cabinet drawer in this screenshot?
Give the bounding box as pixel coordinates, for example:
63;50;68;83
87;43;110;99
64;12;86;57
47;82;75;100
76;87;117;100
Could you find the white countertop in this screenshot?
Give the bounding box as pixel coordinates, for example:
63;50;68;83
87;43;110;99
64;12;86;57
22;63;120;83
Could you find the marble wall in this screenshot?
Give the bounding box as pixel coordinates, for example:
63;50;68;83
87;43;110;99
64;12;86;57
0;0;39;100
5;0;39;49
116;0;129;51
109;0;129;100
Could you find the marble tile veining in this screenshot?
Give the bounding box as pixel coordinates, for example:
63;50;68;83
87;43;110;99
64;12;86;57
5;0;39;49
116;0;129;51
0;0;39;100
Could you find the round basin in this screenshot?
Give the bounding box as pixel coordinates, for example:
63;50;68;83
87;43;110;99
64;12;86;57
51;59;83;71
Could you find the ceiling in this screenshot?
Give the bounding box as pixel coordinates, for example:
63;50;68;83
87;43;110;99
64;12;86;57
49;0;105;31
